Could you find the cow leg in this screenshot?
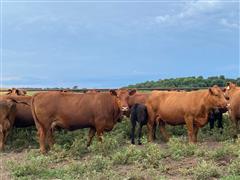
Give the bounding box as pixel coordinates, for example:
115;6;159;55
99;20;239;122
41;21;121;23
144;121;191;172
217;114;223;134
217;114;223;129
235;119;240;138
146;106;155;142
96;130;104;143
147;123;154;142
2;120;10;144
153;122;157;140
185;116;194;143
137;123;143;145
0;141;4;151
87;127;96;147
47;129;55;148
159;121;170;142
193;125;199;143
131;119;136;145
38;126;47;154
47;122;57;148
0;127;4;151
231;116;239;139
209;117;214;130
4;130;9;144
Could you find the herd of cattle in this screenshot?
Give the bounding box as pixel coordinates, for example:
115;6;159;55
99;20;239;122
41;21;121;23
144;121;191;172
0;83;240;154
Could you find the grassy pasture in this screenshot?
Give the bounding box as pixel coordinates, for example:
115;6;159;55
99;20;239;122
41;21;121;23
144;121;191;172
0;90;240;179
0;115;239;180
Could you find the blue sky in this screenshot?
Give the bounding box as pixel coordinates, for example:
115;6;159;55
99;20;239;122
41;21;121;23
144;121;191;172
1;0;239;88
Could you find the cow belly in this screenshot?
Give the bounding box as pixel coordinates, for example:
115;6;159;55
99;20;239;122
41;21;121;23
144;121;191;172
165;119;185;125
55;116;93;131
14;118;34;127
67;124;92;131
158;108;185;125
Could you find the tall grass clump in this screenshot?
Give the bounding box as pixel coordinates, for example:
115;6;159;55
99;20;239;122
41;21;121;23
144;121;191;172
167;137;197;160
190;160;221;180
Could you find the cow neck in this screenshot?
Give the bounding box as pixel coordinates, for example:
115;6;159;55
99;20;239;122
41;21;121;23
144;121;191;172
114;96;121;112
228;87;240;99
113;96;122;122
202;92;213;113
128;96;135;108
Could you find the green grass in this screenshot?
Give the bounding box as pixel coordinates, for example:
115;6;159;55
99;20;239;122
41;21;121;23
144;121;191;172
190;160;222;180
2;116;240;179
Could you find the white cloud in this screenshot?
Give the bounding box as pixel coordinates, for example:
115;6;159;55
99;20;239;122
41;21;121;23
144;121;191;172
155;15;171;23
155;0;222;23
220;18;239;29
178;0;222;18
1;76;22;81
153;0;238;29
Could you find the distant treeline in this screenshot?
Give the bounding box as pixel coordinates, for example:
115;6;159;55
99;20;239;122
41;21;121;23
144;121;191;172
127;76;240;88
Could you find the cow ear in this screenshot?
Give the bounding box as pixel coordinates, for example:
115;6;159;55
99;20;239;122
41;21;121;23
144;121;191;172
129;89;136;96
110;90;117;96
227;82;236;89
222;88;226;92
209;88;214;95
6;89;12;95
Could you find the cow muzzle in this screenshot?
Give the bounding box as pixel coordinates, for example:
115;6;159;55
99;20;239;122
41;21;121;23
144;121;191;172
121;106;129;112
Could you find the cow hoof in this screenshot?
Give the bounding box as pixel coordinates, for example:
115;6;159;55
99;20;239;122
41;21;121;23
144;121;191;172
138;142;142;145
233;135;238;139
131;141;135;145
163;139;170;143
40;149;47;154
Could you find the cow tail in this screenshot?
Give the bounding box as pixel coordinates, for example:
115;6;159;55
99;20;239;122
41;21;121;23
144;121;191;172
31;93;44;131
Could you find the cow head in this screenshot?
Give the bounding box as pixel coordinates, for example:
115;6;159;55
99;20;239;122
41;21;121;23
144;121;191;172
110;89;136;113
224;82;238;100
6;88;27;96
208;85;228;109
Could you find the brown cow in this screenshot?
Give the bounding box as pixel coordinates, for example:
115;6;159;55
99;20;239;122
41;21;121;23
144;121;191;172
31;89;136;153
1;91;34;127
225;82;240;138
146;85;228;143
0;100;16;150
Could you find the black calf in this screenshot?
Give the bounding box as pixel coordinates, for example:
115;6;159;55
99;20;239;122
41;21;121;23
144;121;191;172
209;108;227;130
130;103;148;145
